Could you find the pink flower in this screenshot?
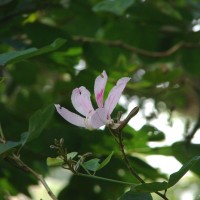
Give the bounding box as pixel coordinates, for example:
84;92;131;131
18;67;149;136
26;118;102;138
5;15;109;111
55;71;130;130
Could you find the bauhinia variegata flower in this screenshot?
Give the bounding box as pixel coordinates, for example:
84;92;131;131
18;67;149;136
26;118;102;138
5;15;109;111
55;71;130;130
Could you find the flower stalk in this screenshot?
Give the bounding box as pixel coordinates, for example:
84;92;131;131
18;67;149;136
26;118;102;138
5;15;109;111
108;108;169;200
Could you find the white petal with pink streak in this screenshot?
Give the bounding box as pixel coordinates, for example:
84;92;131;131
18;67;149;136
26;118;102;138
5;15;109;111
71;86;94;117
94;70;107;108
55;104;86;127
105;77;130;116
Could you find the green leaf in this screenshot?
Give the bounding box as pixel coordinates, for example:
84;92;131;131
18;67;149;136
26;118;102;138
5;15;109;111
82;158;100;172
134;181;168;192
138;146;173;156
9;61;38;86
0;38;66;66
182;48;200;75
93;0;135;16
47;157;64;167
21;105;55;146
0;141;21;158
120;190;153;200
133;156;200;193
67;152;78;160
97;151;114;170
172;142;200;176
168;156;200;188
128;156;166;180
139;125;165;141
0;105;55;158
0;128;26;158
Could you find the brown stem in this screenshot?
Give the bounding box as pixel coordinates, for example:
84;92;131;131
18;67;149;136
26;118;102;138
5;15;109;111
185;112;200;145
0;124;6;144
7;154;58;200
73;36;199;58
108;126;144;182
116;107;139;132
109;127;168;200
118;132;144;183
119;133;168;199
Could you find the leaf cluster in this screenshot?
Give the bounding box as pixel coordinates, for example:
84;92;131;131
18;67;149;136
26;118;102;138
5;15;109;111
0;0;200;199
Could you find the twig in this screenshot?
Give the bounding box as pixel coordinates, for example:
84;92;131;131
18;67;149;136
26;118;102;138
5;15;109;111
77;172;134;185
0;124;6;144
72;36;200;58
116;131;168;199
185;112;200;145
108;120;168;200
7;154;58;200
117;131;144;183
116;106;139;131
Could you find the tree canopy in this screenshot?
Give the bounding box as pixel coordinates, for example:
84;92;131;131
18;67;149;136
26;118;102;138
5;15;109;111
0;0;200;200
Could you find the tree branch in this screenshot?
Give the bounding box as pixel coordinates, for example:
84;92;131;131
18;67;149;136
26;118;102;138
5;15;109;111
7;154;58;200
108;109;169;200
185;112;200;145
73;35;200;58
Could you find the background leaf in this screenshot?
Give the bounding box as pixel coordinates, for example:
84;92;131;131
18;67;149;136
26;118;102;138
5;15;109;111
93;0;135;15
0;141;21;158
21;105;54;147
134;181;168;192
172;142;200;176
168;156;200;188
27;105;54;142
1;0;200;199
120;190;153;200
0;38;66;66
133;156;200;192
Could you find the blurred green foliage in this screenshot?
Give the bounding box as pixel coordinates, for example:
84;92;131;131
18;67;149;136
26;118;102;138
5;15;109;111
0;0;200;199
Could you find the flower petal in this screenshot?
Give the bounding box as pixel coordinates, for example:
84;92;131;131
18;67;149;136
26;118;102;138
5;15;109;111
55;104;86;128
96;107;108;124
94;70;108;108
71;86;94;116
89;108;107;129
105;77;131;115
